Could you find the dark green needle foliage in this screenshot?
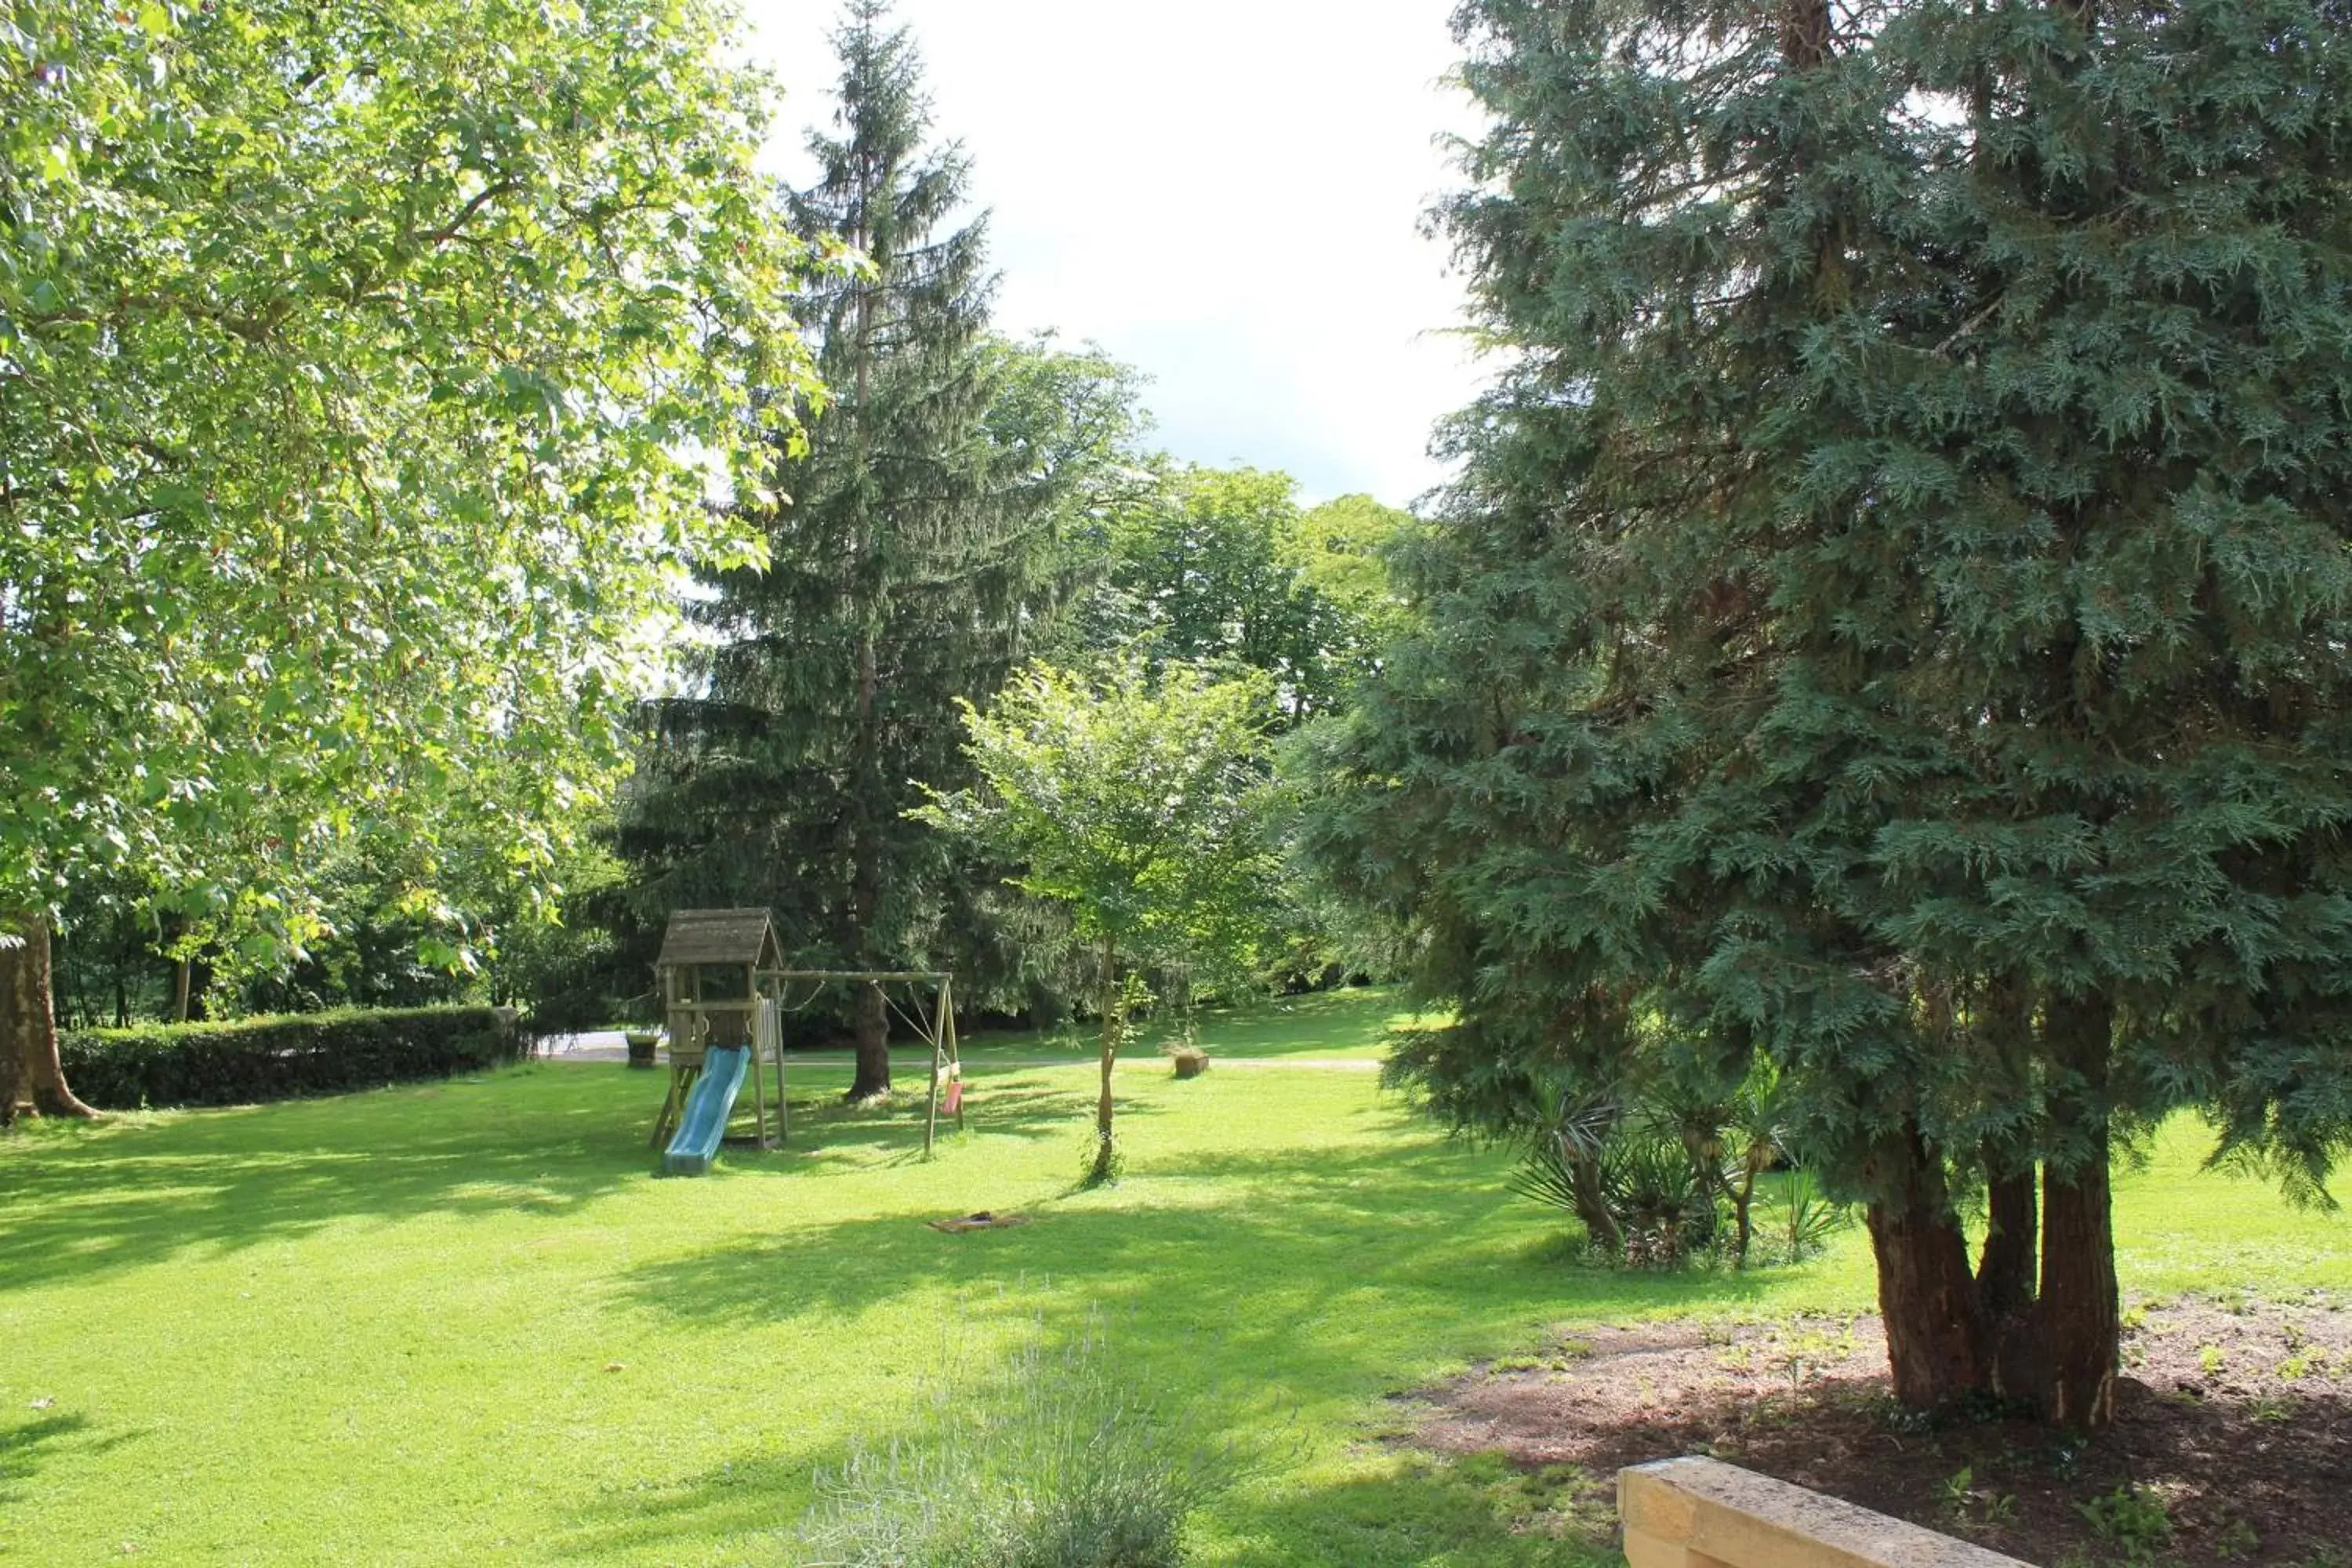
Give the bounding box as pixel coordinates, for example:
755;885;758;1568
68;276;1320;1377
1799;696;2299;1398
622;1;1141;1095
1296;0;2352;1428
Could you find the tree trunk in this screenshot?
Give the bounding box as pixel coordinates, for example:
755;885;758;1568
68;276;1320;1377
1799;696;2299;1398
1565;1144;1624;1259
1975;1164;2041;1396
1730;1149;1766;1270
2035;993;2119;1430
844;620;891;1102
173;953;194;1024
2;912;97;1126
1679;1118;1740;1261
848;981;891;1102
1780;0;1831;68
2038;1153;2118;1428
1865;1123;1987;1409
0;967;21;1126
1088;937;1120;1185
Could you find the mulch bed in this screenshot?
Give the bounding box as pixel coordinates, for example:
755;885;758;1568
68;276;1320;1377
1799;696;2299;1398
1408;1294;2352;1563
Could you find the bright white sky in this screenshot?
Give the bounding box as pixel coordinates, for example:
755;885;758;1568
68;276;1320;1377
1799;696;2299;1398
735;0;1489;510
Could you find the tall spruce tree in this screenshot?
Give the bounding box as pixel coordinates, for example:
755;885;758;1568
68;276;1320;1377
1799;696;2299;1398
1297;0;2352;1429
625;1;1133;1097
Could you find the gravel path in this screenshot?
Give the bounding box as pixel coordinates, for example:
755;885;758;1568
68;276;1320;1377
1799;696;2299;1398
533;1032;1379;1071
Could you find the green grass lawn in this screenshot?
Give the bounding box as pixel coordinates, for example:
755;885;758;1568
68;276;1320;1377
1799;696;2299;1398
2;989;2344;1566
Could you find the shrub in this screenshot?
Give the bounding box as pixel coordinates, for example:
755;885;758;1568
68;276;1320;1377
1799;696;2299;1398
59;1007;526;1109
1509;1060;1808;1269
799;1327;1214;1568
1773;1168;1855;1263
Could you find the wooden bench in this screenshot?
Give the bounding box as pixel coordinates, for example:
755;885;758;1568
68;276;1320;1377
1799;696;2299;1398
1621;1457;2034;1568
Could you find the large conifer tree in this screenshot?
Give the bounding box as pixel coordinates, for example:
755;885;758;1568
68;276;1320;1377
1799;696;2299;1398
1298;0;2352;1428
625;1;1129;1097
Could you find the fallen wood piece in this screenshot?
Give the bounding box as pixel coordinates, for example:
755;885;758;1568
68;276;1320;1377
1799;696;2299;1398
925;1210;1031;1234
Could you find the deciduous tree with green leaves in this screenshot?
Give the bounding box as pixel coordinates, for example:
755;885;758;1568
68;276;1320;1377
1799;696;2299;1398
0;0;818;1120
919;658;1278;1185
1100;470;1411;724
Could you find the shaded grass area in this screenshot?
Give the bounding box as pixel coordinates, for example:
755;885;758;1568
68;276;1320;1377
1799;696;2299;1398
0;989;2342;1566
795;984;1424;1067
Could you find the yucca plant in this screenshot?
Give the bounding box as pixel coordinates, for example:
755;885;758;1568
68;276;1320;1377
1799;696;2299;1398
1776;1168;1854;1263
1509;1093;1627;1257
1601;1133;1718;1265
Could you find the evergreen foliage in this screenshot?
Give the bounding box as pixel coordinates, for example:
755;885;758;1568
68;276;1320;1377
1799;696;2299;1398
1296;0;2352;1428
620;1;1146;1094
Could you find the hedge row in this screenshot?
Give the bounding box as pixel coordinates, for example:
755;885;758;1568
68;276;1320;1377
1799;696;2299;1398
60;1006;527;1110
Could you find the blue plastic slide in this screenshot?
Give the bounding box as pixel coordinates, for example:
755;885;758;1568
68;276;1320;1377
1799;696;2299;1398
662;1045;750;1176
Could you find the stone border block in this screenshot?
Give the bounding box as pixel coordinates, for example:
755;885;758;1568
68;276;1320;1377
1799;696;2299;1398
1619;1456;2038;1568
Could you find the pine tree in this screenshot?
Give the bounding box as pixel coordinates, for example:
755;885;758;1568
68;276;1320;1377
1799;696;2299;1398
1297;0;2352;1429
623;2;1136;1097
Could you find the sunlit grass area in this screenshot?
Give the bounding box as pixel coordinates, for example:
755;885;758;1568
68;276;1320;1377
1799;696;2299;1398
2;989;2342;1566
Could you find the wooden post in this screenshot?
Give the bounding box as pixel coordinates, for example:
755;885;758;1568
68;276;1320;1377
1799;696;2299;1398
922;978;942;1159
651;963;675;1148
650;1081;672;1149
746;963;766;1150
942;977;963;1129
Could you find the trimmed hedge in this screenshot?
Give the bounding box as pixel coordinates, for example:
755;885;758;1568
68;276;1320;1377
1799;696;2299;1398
60;1006;526;1110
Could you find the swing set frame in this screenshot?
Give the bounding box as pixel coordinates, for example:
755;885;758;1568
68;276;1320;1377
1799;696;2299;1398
764;969;965;1156
647;909;966;1159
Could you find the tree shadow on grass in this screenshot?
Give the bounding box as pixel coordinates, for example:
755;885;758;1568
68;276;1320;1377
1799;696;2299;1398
0;1061;1155;1297
552;1298;1631;1568
967;985;1419;1063
564;1096;1798;1565
553;1446;811;1566
0;1066;653;1294
1203;1460;1624;1568
0;1411;141;1512
768;1073;1161;1163
612;1136;1788;1356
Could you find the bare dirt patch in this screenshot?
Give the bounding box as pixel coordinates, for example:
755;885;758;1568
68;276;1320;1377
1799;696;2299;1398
1410;1294;2352;1563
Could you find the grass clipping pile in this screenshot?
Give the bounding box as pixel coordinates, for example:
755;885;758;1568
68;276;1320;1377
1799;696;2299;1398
1409;1296;2352;1563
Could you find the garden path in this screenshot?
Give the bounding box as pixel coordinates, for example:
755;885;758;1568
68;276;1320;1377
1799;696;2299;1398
535;1029;1381;1070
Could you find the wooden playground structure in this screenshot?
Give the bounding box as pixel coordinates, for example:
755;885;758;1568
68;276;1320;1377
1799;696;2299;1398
648;908;967;1161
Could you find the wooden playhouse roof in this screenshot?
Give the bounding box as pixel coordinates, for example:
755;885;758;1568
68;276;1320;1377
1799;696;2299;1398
654;908;780;970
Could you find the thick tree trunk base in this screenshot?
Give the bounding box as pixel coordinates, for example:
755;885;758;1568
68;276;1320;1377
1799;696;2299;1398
846;982;891;1102
1980;1167;2043;1401
3;913;96;1126
30;1083;99;1119
2035;993;2119;1431
1869;1200;1989;1408
2038;1153;2118;1429
1866;1127;1988;1410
